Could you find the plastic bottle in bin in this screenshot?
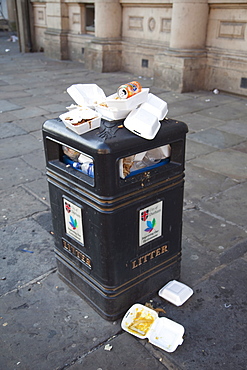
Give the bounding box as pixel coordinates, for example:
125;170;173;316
63;155;94;178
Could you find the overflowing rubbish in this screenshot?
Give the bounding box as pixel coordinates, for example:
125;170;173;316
59;82;168;139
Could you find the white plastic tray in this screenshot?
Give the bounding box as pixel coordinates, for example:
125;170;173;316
121;304;184;352
59;107;101;135
159;280;193;306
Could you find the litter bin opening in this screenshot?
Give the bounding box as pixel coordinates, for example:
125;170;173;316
119;145;171;179
45;137;95;186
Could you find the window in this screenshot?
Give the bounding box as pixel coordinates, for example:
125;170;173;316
86;3;95;33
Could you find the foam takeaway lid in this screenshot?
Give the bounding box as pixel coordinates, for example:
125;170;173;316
158;280;193;306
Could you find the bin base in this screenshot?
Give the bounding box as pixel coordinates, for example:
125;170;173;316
56;252;181;321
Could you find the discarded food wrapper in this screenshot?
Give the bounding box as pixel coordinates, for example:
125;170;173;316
59;107;101;135
158;280;193;306
121;303;184;352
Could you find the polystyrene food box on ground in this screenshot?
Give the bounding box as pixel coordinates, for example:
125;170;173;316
159;280;194;306
121;304;184;352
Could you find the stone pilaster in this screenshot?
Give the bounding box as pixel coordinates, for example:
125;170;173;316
85;0;122;72
154;0;209;92
44;0;69;60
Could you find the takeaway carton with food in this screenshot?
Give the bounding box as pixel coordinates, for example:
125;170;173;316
121;304;184;352
59;107;101;135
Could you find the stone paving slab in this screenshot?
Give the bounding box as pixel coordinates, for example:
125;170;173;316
184;163;240;204
69;332;167;370
0;89;31;100
198;182;247;231
232;140;247;154
0;272;121;370
0;99;22;112
11;95;61;108
175;112;224;132
183;208;247;254
22;178;50;204
0;110;18;123
188;127;245;149
0;133;42;160
180;238;222;287
185;139;217;161
11;106;50;120
0;218;55;295
0;121;27;138
15;116;47;133
0;186;49;225
196;101;247;121
0;157;42;188
191;149;247;180
217;118;247;138
21;147;47;173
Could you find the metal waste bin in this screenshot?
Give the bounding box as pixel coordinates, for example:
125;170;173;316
43;117;188;320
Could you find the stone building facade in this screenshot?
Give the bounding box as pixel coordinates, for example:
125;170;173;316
19;0;247;95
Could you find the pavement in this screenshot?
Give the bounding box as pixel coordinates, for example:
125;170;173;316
0;31;247;370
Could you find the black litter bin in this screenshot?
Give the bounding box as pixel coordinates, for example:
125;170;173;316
43;117;188;320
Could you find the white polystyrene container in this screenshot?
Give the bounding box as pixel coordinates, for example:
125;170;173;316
67;84;106;107
59;107;101;135
158;280;194;306
121;304;184;352
106;88;149;110
124;106;161;140
141;93;168;121
95;105;132;120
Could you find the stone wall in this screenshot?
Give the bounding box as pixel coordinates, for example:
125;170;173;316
28;0;247;96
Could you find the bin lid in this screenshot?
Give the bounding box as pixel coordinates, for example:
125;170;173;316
158;280;193;306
